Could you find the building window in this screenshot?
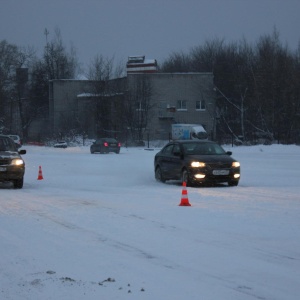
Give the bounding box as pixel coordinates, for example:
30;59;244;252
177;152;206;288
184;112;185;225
176;100;187;110
196;100;206;110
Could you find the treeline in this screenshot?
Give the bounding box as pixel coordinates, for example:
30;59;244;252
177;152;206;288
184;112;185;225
161;29;300;144
1;28;300;144
0;28;128;142
0;29;81;140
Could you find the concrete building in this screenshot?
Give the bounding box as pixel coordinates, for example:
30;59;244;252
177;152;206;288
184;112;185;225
127;72;215;140
49;60;215;142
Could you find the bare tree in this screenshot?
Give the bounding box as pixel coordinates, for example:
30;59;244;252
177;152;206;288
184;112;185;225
85;55;126;139
160;51;191;72
44;28;79;80
124;75;155;143
0;40;20;132
87;55;114;81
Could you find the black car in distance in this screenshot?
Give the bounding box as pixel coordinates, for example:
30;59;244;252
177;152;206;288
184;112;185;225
154;140;240;187
90;138;121;154
0;135;26;188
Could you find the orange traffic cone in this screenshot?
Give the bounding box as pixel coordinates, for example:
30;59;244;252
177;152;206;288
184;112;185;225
37;166;44;180
179;181;191;206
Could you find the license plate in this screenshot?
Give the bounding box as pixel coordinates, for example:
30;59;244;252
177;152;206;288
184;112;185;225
0;167;6;172
213;169;229;175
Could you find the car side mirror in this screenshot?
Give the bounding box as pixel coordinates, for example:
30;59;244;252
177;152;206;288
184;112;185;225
226;151;232;155
173;151;181;156
19;149;26;155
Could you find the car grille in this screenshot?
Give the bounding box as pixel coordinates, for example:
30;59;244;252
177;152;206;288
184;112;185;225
206;162;232;169
0;159;11;166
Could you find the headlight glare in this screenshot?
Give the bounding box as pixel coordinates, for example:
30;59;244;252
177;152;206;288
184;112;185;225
232;161;240;168
12;159;24;166
195;174;206;179
191;161;205;168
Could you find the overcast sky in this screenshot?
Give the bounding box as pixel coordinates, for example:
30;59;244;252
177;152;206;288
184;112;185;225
1;0;300;70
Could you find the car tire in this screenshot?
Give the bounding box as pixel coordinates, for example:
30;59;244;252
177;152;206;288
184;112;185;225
155;166;165;183
13;178;24;189
100;147;104;154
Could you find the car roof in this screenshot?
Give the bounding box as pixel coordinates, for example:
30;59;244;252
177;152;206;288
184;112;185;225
170;140;215;144
0;134;11;139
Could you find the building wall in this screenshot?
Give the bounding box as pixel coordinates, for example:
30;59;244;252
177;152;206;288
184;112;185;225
127;72;215;140
49;80;98;134
49;72;215;141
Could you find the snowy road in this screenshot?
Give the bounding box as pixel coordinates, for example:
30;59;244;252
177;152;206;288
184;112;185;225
1;144;300;300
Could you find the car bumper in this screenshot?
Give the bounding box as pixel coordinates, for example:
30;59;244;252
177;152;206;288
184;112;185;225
105;147;120;152
188;167;240;184
0;166;25;181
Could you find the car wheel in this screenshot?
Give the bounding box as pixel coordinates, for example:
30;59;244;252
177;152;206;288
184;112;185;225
182;169;190;186
13;178;24;189
100;147;104;154
116;150;120;154
155;166;165;183
90;149;94;154
228;180;239;186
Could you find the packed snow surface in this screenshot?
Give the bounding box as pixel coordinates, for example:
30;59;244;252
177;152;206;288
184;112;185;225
1;144;299;300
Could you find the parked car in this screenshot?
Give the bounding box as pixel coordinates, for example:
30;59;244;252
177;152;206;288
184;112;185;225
154;140;240;186
54;141;68;148
90;138;121;154
0;135;26;188
8;135;22;148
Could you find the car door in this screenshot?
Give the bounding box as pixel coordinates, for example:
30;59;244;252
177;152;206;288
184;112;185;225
170;143;183;178
159;143;182;179
94;139;102;152
158;144;175;177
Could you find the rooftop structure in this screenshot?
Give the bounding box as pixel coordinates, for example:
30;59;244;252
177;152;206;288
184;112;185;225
126;55;158;74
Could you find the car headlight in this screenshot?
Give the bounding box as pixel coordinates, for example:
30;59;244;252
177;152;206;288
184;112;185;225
232;161;240;168
12;159;24;166
191;161;205;168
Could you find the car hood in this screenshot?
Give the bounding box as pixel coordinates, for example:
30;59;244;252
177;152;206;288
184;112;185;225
186;154;236;163
0;151;21;159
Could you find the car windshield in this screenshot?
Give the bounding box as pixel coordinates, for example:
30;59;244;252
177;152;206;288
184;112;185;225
9;136;18;141
0;138;17;151
182;142;226;155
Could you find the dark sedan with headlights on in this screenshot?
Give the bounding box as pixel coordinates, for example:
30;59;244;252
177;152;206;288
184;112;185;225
154;140;240;187
0;135;26;188
90;138;121;154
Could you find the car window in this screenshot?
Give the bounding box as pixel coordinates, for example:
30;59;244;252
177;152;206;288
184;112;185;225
182;143;197;154
162;144;174;155
106;138;117;143
0;138;16;151
212;144;226;154
182;142;226;155
173;144;181;154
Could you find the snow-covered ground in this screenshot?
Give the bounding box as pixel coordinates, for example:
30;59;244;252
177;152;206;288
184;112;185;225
1;143;299;300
